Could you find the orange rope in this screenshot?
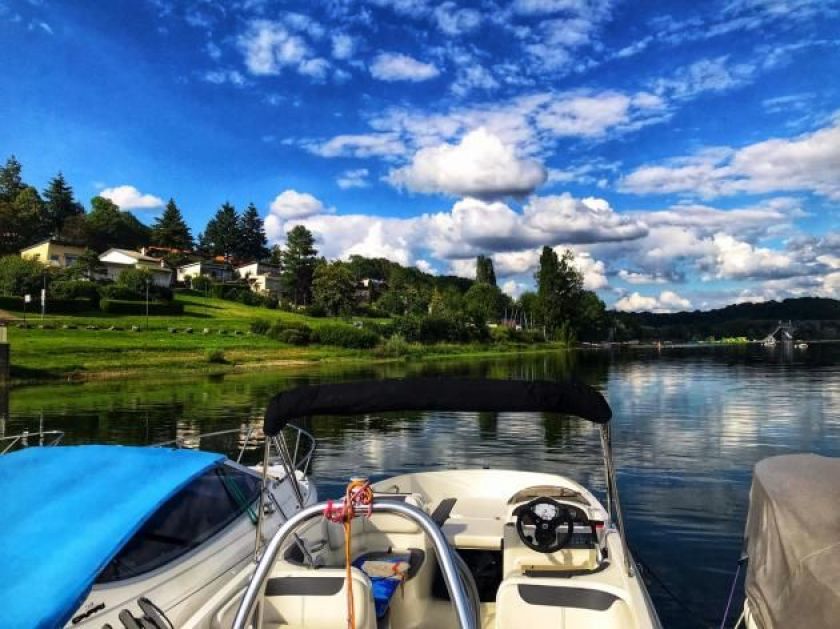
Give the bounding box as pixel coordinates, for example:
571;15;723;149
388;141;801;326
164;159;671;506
324;479;373;629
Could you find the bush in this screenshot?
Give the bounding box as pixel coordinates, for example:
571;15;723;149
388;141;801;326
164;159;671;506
49;280;99;302
376;334;412;358
278;329;309;345
313;323;379;349
99;299;184;315
190;275;213;293
490;325;515;343
266;320;313;344
99;284;142;300
0;255;48;296
205;348;227;364
250;319;271;335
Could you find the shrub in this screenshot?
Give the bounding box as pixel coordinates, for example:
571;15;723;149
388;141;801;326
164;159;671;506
278;329;309;345
376;334;412;358
0;255;48;296
302;303;326;318
313;323;379;349
266;320;313;344
490;325;515;343
190;275;213;293
206;348;226;364
99;284;142;300
49;280;99;302
265;297;279;310
99;299;184;315
250;319;271;335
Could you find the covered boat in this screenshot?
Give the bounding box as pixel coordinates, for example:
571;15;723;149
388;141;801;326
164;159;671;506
0;426;317;628
741;454;840;629
224;378;661;629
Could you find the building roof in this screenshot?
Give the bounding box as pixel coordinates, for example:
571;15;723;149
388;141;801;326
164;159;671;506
100;248;159;263
178;260;231;270
20;238;87;253
0;445;224;628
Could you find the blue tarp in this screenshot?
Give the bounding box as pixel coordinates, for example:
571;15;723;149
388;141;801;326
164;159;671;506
0;445;224;628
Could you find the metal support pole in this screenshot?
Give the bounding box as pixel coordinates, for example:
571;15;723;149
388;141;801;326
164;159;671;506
254;438;271;561
233;500;477;629
600;424;634;577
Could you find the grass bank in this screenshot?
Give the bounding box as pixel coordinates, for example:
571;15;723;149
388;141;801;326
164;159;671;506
3;293;564;383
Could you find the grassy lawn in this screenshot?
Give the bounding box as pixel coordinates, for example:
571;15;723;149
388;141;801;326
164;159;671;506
3;292;567;382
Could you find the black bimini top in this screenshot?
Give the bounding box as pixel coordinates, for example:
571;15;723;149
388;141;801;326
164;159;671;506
263;378;611;436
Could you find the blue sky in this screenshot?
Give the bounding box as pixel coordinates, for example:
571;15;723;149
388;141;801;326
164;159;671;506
1;0;838;310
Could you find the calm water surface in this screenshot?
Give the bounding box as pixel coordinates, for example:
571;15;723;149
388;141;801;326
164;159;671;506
3;343;838;628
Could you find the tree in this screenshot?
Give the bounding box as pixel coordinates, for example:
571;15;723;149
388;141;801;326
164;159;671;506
151;198;193;250
199;202;239;259
464;282;507;323
86;196;150;251
518;291;539;328
476;255;497;286
535;247;583;338
279;225;318;306
312;261;357;315
42;173;84;237
236;203;268;261
66;248;106;280
0;255;50;296
0;155;24;201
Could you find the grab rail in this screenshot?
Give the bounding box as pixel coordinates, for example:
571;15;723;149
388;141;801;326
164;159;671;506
232;500;478;629
1;430;65;454
153;423;316;477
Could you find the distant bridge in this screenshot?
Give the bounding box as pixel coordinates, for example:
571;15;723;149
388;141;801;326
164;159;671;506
762;320;795;344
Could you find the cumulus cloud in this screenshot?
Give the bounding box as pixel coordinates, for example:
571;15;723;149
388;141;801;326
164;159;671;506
238;20;329;79
331;33;357;60
369;52;440;81
388;127;547;198
269;189;332;219
615;290;692;313
621;120;840;200
707;233;800;279
99;185;164;211
336;168;370;189
618;270;668;284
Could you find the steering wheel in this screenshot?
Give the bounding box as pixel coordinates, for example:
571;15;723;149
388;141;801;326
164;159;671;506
515;497;585;554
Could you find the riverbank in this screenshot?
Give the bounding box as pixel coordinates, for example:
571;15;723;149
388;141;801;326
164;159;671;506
2;293;570;383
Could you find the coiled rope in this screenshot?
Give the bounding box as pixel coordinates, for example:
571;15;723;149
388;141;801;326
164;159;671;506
323;479;374;629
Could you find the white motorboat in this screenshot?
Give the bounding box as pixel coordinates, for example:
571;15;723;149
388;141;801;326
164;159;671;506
0;425;318;628
218;378;662;629
736;454;840;629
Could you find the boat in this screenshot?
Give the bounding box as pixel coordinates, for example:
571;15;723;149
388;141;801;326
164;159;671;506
736;454;840;628
219;378;662;629
795;342;808;349
0;425;318;628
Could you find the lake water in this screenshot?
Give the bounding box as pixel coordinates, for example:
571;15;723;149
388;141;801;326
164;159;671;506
2;342;838;628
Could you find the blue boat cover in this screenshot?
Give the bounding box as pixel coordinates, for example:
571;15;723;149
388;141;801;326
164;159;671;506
0;445;224;628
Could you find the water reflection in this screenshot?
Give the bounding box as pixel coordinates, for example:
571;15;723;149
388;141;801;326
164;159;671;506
2;343;838;628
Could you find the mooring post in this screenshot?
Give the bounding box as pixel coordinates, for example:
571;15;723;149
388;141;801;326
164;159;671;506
0;322;9;386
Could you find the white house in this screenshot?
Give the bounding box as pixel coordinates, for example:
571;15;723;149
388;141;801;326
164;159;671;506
98;249;173;287
235;262;279;279
176;261;234;283
236;262;282;297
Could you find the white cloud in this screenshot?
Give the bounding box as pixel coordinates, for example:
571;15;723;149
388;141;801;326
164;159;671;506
618;270;668;284
237;20;329;79
337;168;370;189
707;233;799;279
369;52;440;82
309;133;407;158
203;69;246;86
331;33;357;60
615;290;692;313
651;56;759;101
388;127;547;198
621;120;840;200
269;189;332;219
434;2;481;35
99;185;164;211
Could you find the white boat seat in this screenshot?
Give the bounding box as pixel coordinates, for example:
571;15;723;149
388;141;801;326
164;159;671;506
495;578;634;628
260;567;376;629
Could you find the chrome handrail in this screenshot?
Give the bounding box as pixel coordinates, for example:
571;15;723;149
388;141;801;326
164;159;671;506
1;430;65;454
232;500;478;629
152;423;317;477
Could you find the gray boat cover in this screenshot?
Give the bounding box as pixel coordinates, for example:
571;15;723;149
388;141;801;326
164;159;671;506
745;454;840;629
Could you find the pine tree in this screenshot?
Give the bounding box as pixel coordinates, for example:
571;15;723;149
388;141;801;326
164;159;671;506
476;255;497;286
199;202;239;259
280;225;318;306
236;203;268;261
151;198;193;250
42;173;84;238
0;155;24;201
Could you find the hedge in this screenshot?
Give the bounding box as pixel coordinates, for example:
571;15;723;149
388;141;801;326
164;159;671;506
99;299;184;315
0;295;96;313
266;320;313;344
312;323;379;349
